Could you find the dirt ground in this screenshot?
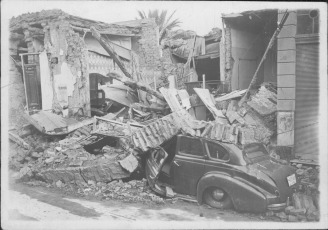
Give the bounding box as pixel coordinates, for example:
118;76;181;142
9;183;261;221
6;180;264;222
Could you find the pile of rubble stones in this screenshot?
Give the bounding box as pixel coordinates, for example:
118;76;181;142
10;127;166;206
264;163;320;222
24;178;166;205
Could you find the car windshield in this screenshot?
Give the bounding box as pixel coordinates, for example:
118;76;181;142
243;143;269;164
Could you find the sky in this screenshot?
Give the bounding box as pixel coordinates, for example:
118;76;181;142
1;1;323;36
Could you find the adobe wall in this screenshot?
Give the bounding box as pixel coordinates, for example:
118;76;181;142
8;58;28;128
8;18;91;122
132;19;162;88
43;20;91;117
158;48;186;89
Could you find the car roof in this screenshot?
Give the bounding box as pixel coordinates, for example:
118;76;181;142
178;134;243;157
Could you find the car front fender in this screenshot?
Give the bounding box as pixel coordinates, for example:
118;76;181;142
197;172;267;213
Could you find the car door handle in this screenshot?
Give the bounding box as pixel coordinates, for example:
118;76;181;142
173;161;180;167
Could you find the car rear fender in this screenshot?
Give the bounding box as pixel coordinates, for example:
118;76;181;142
197;172;267;213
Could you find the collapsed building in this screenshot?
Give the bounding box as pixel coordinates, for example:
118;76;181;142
9;9;164;133
7;9;320;218
220;9;320;162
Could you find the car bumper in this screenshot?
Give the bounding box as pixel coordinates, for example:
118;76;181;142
267;202;287;211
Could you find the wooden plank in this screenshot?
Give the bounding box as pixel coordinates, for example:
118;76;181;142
108;72;165;101
9;132;30;149
90;26;132;79
215;89;247;102
159;88;183;112
194;88;227;121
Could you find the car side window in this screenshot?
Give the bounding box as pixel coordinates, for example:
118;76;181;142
179;136;204;157
206;141;230;161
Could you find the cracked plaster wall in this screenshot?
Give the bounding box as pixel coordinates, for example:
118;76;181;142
43;20;90;117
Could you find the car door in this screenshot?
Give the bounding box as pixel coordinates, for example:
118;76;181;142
172;136;205;196
204;140;233;174
145;147;168;195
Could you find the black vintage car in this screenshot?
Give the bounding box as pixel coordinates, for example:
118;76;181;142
145;135;298;213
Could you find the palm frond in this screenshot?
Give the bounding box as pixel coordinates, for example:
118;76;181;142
137;10;147;19
158;10;168;31
165;19;181;31
165;10;177;27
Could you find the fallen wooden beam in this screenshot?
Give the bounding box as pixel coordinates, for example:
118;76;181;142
108;72;165;101
90;26;132;79
131;103;166;113
9;132;30;149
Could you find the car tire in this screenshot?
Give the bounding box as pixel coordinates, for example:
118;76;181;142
203;187;233;209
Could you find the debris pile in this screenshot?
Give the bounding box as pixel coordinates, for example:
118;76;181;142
131;110;206;151
264;163;320;222
76;179;165;204
24;178;165;205
10;125;134;185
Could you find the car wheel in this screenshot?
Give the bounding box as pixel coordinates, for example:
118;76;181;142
203;187;233;209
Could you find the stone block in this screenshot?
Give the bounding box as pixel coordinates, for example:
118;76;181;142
278;11;297;25
277;99;295;111
277;38;295;50
290;208;307;215
277;111;294;146
277;62;295;75
292;193;317;212
56;180;63;188
238;127;256;145
278;88;295;100
278;75;296;87
277;50;296;63
278;25;297;38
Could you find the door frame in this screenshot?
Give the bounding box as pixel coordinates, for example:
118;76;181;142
20;52;41;113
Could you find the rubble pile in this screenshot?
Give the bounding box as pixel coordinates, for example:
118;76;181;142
24;178;165;205
188;84;277;146
10;124;166;205
76;179;165;204
264;163;320;222
9;126;60;171
10;123;137;185
38;146;130;184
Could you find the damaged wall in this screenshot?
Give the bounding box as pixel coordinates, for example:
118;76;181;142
132;19;162;88
277;10;297;148
43;20;91;117
158;48;186;89
8;60;27;128
222;11;278;91
230;28;263;90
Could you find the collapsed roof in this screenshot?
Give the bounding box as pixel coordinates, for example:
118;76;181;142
222;9;278;33
9;9;144;37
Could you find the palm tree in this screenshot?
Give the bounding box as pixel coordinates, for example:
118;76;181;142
136;9;181;43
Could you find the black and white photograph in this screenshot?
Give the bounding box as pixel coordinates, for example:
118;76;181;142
1;1;327;229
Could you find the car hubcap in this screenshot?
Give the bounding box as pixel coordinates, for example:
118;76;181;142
212;189;224;201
